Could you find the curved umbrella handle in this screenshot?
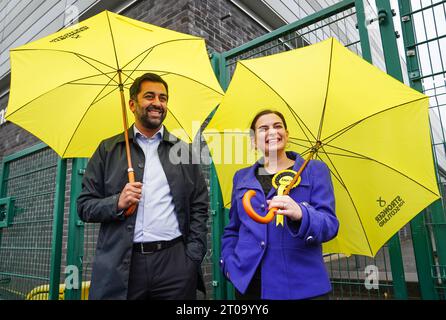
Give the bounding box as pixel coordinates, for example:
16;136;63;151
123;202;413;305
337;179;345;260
242;146;320;223
242;190;277;224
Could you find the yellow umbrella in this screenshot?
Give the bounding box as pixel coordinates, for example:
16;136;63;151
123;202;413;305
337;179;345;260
6;10;223;157
203;37;440;257
6;11;223;215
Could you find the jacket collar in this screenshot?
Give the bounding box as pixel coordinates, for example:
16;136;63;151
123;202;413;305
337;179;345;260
115;124;180;145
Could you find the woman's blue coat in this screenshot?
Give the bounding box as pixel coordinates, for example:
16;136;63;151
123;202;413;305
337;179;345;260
220;152;339;299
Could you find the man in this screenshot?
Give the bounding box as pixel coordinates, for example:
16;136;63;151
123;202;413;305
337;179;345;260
77;73;209;300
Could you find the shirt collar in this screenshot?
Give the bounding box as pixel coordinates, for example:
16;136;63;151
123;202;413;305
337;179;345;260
133;124;164;141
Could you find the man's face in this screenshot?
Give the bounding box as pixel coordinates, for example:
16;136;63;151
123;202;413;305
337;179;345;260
130;81;168;130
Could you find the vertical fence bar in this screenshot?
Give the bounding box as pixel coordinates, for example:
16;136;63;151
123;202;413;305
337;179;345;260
65;158;87;300
209;162;226;300
48;158;67;300
397;0;441;300
375;0;408;300
209;52;228;300
399;0;446;299
355;0;372;62
0;159;8;248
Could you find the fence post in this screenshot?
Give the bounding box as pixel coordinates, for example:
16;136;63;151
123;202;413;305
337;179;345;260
64;158;87;300
398;0;446;299
48;158;67;300
354;0;372;63
375;0;408;300
209;52;228;300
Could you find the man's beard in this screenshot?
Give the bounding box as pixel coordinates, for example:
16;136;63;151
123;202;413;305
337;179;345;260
137;104;166;129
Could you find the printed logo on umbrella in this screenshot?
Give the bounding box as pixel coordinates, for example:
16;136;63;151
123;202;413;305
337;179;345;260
50;26;89;42
375;196;406;227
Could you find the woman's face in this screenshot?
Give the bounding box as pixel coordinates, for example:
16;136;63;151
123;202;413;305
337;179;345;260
252;113;288;156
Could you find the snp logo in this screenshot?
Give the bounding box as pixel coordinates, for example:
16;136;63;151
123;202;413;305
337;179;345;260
364;265;379;290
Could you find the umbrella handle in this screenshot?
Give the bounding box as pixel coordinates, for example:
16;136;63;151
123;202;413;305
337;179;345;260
242;148;318;224
242;190;276;224
124;170;137;217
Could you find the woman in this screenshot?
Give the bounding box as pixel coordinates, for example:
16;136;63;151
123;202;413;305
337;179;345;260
220;109;339;300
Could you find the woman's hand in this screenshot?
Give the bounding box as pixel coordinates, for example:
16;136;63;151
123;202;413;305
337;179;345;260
267;195;303;221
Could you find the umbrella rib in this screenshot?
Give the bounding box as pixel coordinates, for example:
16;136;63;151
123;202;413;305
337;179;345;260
66;72;119;85
166;109;192;143
106;11;121;70
73;53;119;85
240;63;317;144
288;108;317;148
203;131;250;135
11;48;117;71
61;76;119;158
5;72;119;119
122;69;224;97
322;142;440;197
121;47;154;85
316;38;334;141
288;140;314;150
121;38;202;71
315;150;374;256
317;145;348;190
315;151;369;160
322;96;428;146
89;85;121;107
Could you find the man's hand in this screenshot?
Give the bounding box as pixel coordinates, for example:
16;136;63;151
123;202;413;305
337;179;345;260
118;182;143;210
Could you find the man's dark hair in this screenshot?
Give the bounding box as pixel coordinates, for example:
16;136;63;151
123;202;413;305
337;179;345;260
129;73;169;100
250;109;288;136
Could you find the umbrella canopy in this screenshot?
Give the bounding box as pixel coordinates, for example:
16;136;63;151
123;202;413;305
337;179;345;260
6;10;223;158
203;37;440;257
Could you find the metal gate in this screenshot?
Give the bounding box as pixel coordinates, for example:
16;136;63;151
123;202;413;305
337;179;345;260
0;144;66;300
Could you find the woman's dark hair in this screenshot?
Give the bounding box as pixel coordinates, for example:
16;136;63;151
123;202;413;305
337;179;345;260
250;109;288;136
129;73;169;100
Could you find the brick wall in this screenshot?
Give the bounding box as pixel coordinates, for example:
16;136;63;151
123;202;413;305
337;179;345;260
123;0;267;52
0;95;40;159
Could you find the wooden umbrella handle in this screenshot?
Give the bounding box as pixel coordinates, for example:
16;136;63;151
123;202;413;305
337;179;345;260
124;170;137;217
118;70;137;217
242;143;321;224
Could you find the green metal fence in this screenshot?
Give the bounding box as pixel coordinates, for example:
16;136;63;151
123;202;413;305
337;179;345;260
0;144;65;300
396;0;446;300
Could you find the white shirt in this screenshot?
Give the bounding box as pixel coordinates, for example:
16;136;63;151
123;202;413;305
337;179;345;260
132;125;182;242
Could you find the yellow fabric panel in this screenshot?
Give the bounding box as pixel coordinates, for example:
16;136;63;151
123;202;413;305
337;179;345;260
241;39;332;140
322;40;426;139
17;11;117;68
326;98;438;195
107;11;198;69
320;148;439;256
8;49;106;112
